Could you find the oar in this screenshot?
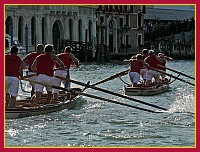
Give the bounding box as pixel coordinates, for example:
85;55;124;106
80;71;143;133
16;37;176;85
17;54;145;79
158;64;195;80
24;73;37;78
148;67;195;86
54;76;168;111
93;69;129;86
72;91;163;113
21;78;162;113
20;80;31;93
20;74;37;93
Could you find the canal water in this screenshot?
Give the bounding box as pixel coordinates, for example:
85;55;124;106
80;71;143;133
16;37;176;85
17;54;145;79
5;60;195;147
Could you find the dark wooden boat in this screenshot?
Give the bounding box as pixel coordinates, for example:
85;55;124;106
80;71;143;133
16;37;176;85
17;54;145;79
5;88;83;119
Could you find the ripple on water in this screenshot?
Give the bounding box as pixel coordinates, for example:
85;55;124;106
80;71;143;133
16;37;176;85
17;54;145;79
6;61;195;147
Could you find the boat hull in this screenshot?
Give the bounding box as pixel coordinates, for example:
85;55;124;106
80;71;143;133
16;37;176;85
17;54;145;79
5;88;82;119
124;84;170;96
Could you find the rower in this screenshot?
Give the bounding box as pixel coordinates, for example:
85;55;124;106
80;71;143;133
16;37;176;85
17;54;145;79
31;44;65;104
157;53;173;83
5;46;23;108
144;50;165;87
140;49;149;84
23;44;44;96
53;46;79;100
128;54;147;87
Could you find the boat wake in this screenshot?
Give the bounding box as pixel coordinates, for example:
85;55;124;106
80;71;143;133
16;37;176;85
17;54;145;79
168;94;194;113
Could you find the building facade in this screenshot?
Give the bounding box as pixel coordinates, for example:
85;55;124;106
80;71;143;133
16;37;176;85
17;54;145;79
5;5;97;55
5;5;145;61
96;5;146;54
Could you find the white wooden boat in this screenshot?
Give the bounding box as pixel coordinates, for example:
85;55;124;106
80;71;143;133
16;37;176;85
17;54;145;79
124;83;170;96
5;88;83;119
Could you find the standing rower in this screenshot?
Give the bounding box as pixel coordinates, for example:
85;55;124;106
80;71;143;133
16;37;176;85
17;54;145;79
144;50;165;86
53;46;79;99
23;44;44;96
31;44;65;104
140;49;149;84
158;53;173;82
129;54;147;87
5;46;23;107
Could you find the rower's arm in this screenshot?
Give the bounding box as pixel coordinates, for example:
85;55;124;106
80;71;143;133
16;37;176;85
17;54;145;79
53;55;65;69
31;57;38;72
22;54;29;63
164;56;173;61
19;59;24;79
142;60;150;68
70;53;79;68
156;56;166;63
123;59;131;63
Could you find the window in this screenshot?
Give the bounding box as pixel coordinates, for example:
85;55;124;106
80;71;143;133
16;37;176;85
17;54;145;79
78;19;82;42
137;34;142;46
69;19;73;40
125;14;129;26
138;13;142;27
88;20;92;42
31;17;36;45
120;18;123;27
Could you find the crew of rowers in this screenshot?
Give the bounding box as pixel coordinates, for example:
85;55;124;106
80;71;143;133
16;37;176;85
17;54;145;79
124;49;173;87
5;44;79;108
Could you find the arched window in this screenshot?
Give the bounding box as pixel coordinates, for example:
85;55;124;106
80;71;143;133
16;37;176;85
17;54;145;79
42;17;45;44
18;16;23;44
69;19;73;40
31;17;36;45
88;20;92;42
78;19;82;42
52;21;60;53
5;16;13;35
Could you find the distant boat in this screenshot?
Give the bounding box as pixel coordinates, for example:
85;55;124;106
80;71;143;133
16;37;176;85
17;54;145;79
124;82;170;96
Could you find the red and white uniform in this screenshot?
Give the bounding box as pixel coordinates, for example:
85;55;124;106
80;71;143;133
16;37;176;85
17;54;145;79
145;55;160;82
27;52;40;72
55;52;72;70
158;60;166;80
35;54;55;92
53;52;72;93
26;52;41;85
129;59;143;84
140;54;149;80
5;53;21;97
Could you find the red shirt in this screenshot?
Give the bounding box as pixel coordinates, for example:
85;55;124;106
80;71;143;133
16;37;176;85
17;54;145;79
36;54;54;77
158;61;166;71
55;52;72;69
130;59;143;73
142;54;148;60
27;52;40;71
145;55;158;69
5;53;21;78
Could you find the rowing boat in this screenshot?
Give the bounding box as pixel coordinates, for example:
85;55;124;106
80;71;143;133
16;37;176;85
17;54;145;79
5;87;83;119
124;83;170;96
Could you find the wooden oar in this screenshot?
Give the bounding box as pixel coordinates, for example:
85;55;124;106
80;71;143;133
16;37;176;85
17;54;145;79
93;69;129;86
20;80;31;93
54;76;168;111
24;73;37;78
72;91;163;113
158;64;195;80
148;67;195;86
21;78;162;113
